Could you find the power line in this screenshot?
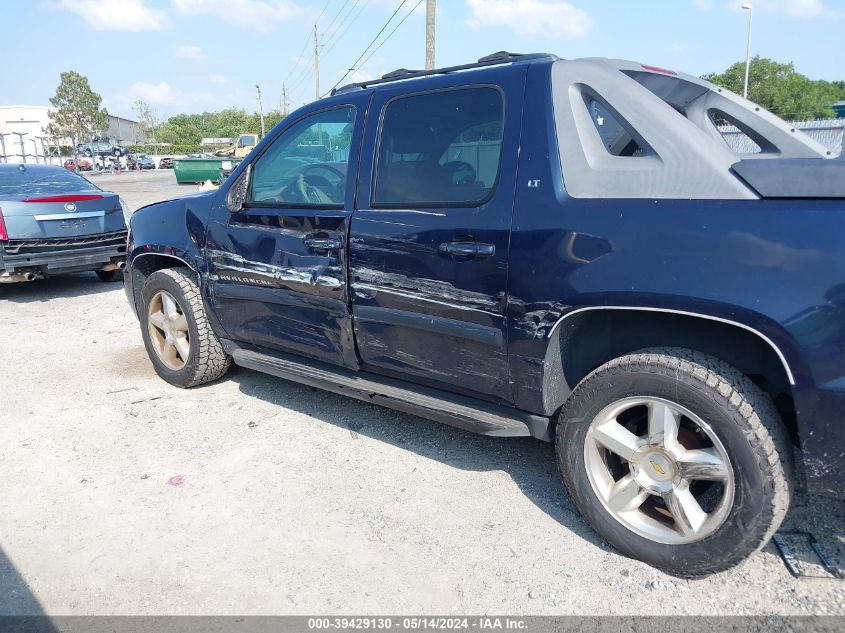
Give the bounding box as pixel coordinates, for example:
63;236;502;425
322;1;361;51
357;0;423;72
325;0;410;95
321;0;353;43
322;0;367;51
288;50;316;93
281;0;333;89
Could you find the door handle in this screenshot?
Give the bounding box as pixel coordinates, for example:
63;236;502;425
439;241;495;258
303;234;343;251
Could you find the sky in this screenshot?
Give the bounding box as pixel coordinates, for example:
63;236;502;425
2;0;843;121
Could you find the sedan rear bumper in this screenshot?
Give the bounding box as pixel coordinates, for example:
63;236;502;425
0;230;128;281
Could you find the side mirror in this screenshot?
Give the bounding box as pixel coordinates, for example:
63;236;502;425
226;164;251;213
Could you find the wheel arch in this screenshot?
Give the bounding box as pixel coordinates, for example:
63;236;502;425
128;252;199;316
542;306;801;444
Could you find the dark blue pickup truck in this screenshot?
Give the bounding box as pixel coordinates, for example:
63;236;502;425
123;52;845;576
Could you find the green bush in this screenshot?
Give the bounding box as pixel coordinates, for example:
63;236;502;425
124;143;203;155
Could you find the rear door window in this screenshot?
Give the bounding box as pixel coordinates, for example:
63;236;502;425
0;167;98;196
373;87;504;207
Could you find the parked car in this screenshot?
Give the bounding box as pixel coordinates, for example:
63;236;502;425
63;158;92;172
127;153;156;170
76;140;127;157
123;53;845;577
0;164;128;283
158;156;176;169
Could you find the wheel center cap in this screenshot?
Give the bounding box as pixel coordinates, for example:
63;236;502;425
631;447;678;491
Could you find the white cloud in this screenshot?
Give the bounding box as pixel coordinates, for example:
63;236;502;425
171;0;305;31
348;63;387;85
175;45;206;60
126;81;224;113
209;74;228;83
129;81;174;105
694;0;713;10
465;0;592;38
725;0;833;18
781;0;830;17
57;0;167;31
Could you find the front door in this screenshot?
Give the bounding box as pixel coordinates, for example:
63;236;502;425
206;97;368;368
349;73;525;402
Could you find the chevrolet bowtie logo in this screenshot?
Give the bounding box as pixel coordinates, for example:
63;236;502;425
650;460;666;475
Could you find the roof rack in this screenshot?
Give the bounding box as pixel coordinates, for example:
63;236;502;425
331;51;557;95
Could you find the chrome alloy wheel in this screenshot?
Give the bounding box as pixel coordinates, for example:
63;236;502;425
584;397;734;544
147;290;191;371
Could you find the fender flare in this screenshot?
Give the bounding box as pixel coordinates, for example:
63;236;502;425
545;305;796;385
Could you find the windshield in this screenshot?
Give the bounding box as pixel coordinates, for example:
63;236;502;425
0;167;99;197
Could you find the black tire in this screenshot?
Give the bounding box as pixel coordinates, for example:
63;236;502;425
140;267;231;388
96;269;120;282
556;347;792;577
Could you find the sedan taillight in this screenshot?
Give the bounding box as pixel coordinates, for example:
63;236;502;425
0;207;8;241
22;194;103;203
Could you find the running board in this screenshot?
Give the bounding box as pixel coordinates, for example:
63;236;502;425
224;341;552;441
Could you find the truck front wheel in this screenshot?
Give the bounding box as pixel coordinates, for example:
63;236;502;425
556;347;792;577
140;267;231;388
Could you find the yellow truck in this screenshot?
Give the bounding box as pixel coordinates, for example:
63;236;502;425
214;133;259;158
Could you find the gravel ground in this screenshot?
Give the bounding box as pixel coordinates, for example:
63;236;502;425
0;170;843;616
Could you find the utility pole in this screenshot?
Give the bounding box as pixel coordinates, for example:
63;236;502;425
742;3;753;99
425;0;436;70
256;84;265;137
314;23;321;99
282;83;289;117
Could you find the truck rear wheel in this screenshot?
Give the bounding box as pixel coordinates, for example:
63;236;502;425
556;347;792;577
140;267;231;388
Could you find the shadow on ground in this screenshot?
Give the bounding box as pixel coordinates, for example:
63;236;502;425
0;273;122;303
229;365;845;575
0;547;52;621
228;366;605;549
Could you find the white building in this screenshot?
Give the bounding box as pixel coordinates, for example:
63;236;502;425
0;105;144;160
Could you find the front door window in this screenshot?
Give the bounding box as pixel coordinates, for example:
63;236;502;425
249;107;356;207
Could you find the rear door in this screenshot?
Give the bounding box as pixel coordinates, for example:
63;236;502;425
205;93;370;368
349;70;525;402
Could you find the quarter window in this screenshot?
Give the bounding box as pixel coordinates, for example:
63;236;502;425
374;87;504;206
249;107;355;207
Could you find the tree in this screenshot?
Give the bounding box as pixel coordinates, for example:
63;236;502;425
704;57;843;120
46;71;109;152
133;99;158;143
154;108;286;147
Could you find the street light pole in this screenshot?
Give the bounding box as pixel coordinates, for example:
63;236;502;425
742;3;753;99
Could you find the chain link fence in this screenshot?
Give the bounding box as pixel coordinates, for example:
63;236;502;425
719;118;844;156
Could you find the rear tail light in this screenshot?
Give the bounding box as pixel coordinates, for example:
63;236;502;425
0;208;8;241
22;194;103;203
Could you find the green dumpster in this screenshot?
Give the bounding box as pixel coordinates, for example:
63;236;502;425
173;157;242;184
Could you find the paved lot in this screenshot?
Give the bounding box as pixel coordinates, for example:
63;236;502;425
1;170;843;615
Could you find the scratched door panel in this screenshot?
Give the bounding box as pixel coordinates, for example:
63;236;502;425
349;70;526;403
208;212;354;364
350;213;512;400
